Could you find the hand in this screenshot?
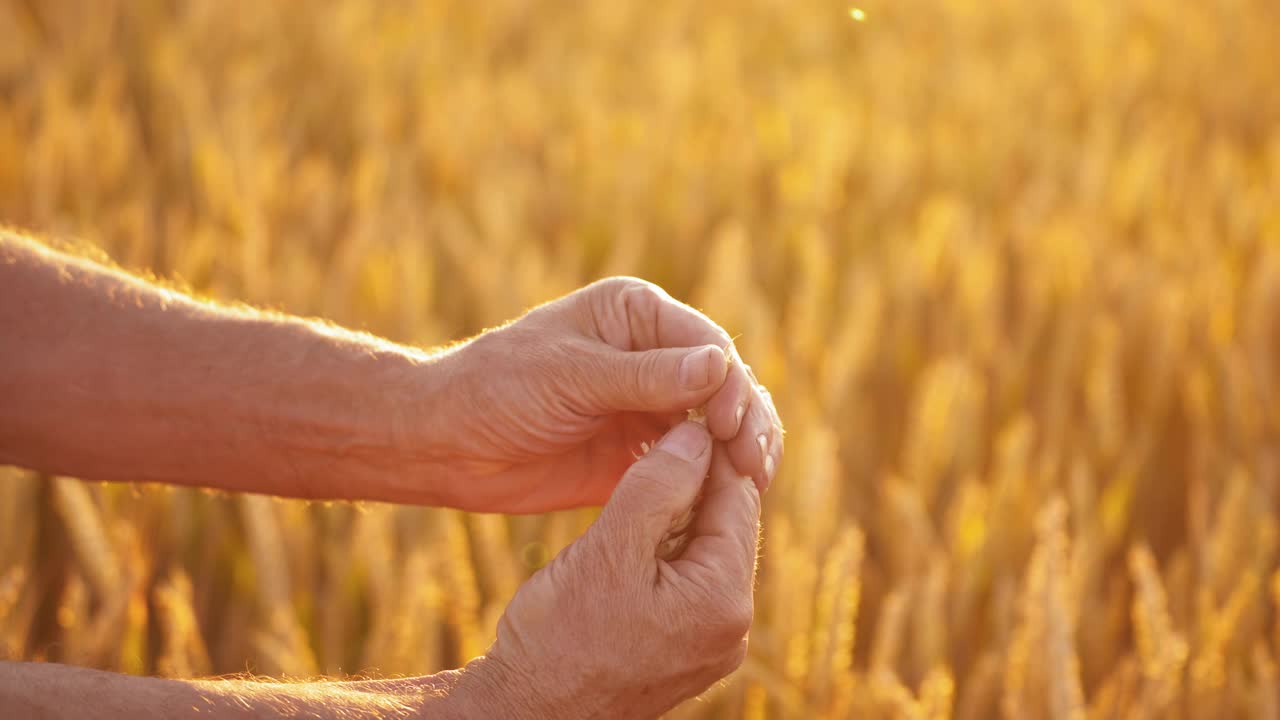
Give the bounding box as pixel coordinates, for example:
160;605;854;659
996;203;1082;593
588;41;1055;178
420;276;783;513
467;422;762;719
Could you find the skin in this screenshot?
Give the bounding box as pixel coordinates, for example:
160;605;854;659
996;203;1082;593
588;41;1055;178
0;235;782;509
0;231;781;718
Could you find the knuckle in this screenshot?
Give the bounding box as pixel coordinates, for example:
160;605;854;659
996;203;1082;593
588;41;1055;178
702;596;753;649
594;275;642;293
588;277;672;350
717;640;749;677
622;282;666;322
595;276;670;307
760;386;781;419
724;600;754;639
616;275;668;296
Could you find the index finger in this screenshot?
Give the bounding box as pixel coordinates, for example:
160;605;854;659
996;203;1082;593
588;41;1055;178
585;278;772;448
586;277;733;352
672;443;761;591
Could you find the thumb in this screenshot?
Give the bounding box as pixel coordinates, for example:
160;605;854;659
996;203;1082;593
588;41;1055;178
581;344;728;414
594;422;712;561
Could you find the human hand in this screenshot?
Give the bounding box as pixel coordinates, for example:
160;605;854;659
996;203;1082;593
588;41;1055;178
417;277;782;513
1;437;756;720
462;421;761;719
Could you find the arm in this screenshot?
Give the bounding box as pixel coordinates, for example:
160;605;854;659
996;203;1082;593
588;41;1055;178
1;423;765;720
0;232;451;504
0;230;782;512
0;657;527;719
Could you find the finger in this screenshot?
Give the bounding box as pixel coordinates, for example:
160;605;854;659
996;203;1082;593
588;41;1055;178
675;444;761;590
758;384;785;485
579;344;729;414
741;357;784;439
586;278;759;438
594;422;712;563
759;385;784;433
703;358;752;441
724;369;780;494
590;278;734;353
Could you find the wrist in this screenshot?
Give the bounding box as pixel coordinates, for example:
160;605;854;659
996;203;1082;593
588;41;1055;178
355;341;460;506
439;654;578;720
264;317;457;505
385;339;518;510
374;340;473;502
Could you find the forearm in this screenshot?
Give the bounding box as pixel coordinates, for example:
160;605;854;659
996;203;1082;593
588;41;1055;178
0;660;524;719
0;232;451;503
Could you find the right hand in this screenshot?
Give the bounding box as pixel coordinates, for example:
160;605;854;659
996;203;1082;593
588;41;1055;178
467;420;762;719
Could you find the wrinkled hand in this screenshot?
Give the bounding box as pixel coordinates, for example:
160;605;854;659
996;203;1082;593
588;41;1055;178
421;277;782;513
471;422;761;719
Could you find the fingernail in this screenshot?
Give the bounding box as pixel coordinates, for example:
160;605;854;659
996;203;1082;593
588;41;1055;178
734;402;747;429
762;430;781;493
658;422;709;461
758;434;776;494
678;346;720;390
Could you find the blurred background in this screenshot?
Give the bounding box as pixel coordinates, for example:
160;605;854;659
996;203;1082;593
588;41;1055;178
2;0;1280;716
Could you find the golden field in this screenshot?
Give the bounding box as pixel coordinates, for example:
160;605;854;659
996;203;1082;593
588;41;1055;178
3;0;1280;716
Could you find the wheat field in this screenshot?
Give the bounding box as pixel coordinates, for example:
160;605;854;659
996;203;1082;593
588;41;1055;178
3;0;1280;717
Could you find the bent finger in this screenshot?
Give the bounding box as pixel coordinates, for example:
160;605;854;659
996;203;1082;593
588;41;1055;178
588;277;733;353
724;374;781;493
675;443;761;591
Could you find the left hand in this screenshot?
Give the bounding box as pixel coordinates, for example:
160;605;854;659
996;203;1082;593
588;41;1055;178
412;276;782;513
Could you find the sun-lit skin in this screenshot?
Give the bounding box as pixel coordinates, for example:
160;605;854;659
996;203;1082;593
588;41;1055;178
0;427;759;720
0;232;778;718
418;276;784;512
0;234;781;511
